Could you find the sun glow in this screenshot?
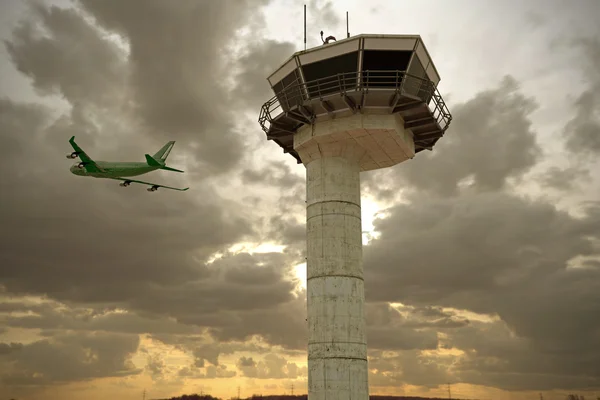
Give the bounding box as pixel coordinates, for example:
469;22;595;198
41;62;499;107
362;195;382;245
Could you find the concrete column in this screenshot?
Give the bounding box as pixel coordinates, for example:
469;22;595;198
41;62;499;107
305;155;368;400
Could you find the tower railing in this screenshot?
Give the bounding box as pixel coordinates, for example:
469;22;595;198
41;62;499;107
259;70;452;134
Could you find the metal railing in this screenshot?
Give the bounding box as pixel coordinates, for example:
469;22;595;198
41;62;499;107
258;70;452;134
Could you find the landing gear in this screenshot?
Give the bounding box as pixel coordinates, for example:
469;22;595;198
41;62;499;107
66;152;79;159
147;185;159;192
119;181;131;187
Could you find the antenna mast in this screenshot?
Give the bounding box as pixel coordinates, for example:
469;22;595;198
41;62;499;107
304;4;307;50
346;11;350;38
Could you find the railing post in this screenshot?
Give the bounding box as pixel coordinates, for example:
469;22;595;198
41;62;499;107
316;79;322;99
283;90;290;111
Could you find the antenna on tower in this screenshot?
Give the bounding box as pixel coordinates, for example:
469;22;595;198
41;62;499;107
303;4;307;51
346;11;350;38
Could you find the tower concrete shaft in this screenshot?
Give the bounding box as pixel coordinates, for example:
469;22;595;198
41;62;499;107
304;144;368;400
295;112;414;400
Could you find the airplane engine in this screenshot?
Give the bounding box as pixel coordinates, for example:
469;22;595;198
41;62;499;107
120;182;130;187
147;186;158;192
77;162;86;169
66;152;78;159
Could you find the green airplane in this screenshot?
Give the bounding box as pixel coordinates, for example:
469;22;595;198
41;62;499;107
67;136;189;192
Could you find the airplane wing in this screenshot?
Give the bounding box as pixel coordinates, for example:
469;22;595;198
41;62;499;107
68;136;104;173
109;177;189;192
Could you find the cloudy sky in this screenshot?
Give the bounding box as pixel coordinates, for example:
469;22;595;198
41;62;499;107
0;0;599;399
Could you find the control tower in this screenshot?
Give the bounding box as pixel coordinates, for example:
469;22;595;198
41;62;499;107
258;34;452;400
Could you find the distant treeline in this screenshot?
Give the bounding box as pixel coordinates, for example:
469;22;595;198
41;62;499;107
159;395;463;400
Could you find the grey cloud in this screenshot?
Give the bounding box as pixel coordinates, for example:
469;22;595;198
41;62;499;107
538;165;591;191
152;336;274;370
308;0;341;36
363;187;600;390
363;75;541;198
1;4;313;360
241;161;304;190
0;300;203;335
365;303;438;351
233;40;296;110
5;3;127;106
563;38;600;157
76;0;272;173
203;365;236;379
236;353;307;379
146;353;166;377
524;10;545;28
267;214;306;249
365;191;599;304
0;332;141;386
203;289;307;350
193;344;221;367
564;92;600;155
177;364;236;380
368;350;452;389
238;356;256;367
0;100;301;357
447;320;600;391
0;342;23;355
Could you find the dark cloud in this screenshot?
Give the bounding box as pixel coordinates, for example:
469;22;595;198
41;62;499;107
563;39;600;157
233;40;296;110
1;0;600;396
0;342;23;355
238;356;256;367
75;0;270;173
538;165;591;191
357;67;600;391
368;349;452;389
0;299;203;335
363;75;541;199
241;161;304;190
0;1;308;384
365;303;439;351
448;320;600;391
5;3;126;106
363;183;600;390
0;332;141;386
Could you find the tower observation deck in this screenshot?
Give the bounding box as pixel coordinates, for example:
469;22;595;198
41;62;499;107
258;34;452;400
259;34;452;165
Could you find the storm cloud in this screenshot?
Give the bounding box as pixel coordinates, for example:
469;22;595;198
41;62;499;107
0;0;599;399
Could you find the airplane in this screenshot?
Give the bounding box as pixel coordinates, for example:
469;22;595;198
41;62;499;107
67;136;189;192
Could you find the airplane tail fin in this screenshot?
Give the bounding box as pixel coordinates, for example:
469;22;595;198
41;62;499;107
145;154;184;173
152;141;175;162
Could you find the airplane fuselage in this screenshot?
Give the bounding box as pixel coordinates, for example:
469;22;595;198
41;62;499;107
70;161;160;178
